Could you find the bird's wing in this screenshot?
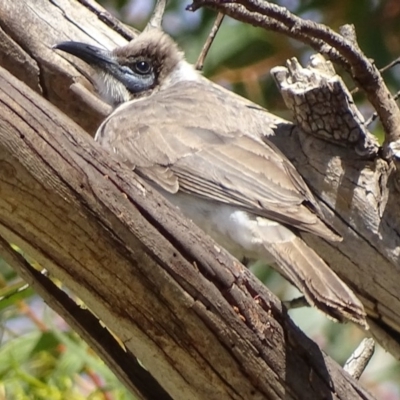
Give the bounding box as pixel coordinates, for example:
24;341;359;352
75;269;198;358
95;81;339;241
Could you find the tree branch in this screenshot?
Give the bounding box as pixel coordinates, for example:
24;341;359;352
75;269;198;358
1;0;399;358
188;0;400;152
0;235;171;400
0;63;374;399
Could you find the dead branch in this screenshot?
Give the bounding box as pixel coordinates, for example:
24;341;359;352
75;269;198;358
188;0;400;152
0;63;374;399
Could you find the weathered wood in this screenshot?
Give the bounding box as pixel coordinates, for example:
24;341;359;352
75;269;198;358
0;0;131;134
271;55;379;156
0;236;172;400
0;64;374;399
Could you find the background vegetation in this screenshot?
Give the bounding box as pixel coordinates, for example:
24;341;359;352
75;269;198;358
1;0;399;398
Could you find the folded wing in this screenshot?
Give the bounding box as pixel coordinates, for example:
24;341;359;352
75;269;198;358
95;80;340;241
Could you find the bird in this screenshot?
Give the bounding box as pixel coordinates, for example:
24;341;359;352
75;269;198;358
54;0;367;328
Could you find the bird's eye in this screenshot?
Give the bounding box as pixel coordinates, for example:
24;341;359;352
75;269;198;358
133;60;152;75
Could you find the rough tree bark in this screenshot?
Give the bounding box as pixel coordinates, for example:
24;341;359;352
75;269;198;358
0;0;398;399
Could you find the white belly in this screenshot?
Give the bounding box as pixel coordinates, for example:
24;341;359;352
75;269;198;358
159;190;295;265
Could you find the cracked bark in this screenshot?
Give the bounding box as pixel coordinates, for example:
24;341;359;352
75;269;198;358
0;0;398;398
0;64;374;399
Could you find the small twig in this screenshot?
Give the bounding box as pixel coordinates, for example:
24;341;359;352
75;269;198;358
84;366;115;400
145;0;166;31
380;57;400;74
17;300;48;332
77;0;137;41
366;88;400;126
195;12;225;70
365;111;378;127
344;338;375;380
361;54;400;102
353;55;400;104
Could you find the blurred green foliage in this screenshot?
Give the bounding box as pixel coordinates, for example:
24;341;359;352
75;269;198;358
2;0;400;399
0;259;133;400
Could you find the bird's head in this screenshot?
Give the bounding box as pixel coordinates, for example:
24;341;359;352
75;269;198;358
55;31;196;106
54;1;199;107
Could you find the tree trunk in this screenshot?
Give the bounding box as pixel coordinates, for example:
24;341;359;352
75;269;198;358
0;0;397;398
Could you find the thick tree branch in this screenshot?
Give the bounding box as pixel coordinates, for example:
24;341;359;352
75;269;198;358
1;0;400;359
0;235;171;400
0;65;374;399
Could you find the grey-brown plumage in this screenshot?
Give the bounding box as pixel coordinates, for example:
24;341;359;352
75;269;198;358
55;20;367;327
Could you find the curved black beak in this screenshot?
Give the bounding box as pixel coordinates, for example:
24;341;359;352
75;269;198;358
53;41;115;69
53;40;156;104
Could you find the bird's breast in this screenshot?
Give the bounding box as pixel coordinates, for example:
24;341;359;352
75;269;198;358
157;189;294;265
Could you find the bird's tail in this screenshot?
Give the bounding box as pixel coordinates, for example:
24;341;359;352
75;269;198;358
265;237;368;328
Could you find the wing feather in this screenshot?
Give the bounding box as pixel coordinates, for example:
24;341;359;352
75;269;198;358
96;80;339;241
